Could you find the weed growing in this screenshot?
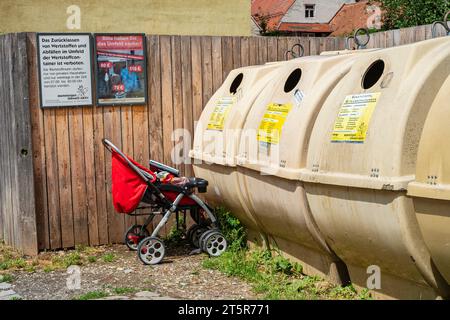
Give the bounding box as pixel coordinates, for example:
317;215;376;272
202;207;372;300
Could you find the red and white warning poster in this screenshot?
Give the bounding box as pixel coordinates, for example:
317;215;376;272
94;34;147;106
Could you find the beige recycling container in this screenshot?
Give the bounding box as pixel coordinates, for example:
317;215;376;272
407;74;450;285
190;64;282;237
235;52;369;284
302;37;450;299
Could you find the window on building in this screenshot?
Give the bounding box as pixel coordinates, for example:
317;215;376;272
305;4;315;18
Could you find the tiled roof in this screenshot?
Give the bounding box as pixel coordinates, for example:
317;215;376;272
251;0;296;30
252;0;375;35
330;1;375;36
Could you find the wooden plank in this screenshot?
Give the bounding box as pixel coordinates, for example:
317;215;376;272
93;105;109;244
0;35;11;243
400;26;415;45
3;34;16;247
414;25;426;43
171;36;184;174
191;36;204;127
221;36;234;79
277;37;289;61
42;109;62;249
160;35;175;165
248;36;258;66
55;108;75;248
148;35;164;163
7;33;37;253
181;36;194;178
385;30;394;48
27;33;49;250
240;36;250;66
257;36;268;64
82;106;99;245
267;36;278;62
232;36;241;69
103;105;124;244
146;36;163;232
201;37;213;110
120;105;136;229
68;107;89;245
211;36;223;93
132;103;150;227
309;37;320;54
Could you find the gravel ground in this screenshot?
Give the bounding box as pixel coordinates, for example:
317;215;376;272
6;244;257;300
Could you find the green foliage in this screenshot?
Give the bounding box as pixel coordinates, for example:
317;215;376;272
51;252;82;268
0;273;14;282
0;258;27;270
377;0;450;30
75;290;109;300
203;208;373;300
214;207;247;252
112;287;137;295
164;216;186;245
102;253;116;263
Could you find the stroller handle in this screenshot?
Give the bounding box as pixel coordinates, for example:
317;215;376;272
102;138;151;183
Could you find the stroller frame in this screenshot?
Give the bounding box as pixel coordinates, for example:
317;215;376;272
102;139;227;264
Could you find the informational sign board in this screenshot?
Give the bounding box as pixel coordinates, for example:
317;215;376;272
257;103;293;145
94;34;148;106
37;33;93;108
331;92;381;143
207;97;236;131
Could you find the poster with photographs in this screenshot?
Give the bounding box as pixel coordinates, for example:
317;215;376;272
94;34;147;106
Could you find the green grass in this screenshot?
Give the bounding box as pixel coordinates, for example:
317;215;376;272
75;290;109;300
0;273;14;282
202;207;373;300
0;258;27;270
102;253;116;263
112;287;137;295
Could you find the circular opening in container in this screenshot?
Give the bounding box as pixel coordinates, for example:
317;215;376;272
284;68;302;93
362;60;385;89
229;73;244;95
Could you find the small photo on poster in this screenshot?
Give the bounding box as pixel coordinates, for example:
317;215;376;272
94;34;147;106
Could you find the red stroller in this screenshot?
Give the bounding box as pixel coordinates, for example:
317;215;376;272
102;139;227;265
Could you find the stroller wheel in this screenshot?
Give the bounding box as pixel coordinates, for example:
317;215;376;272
137;237;165;265
191;225;208;248
124;225;150;251
203;231;227;257
198;229;218;252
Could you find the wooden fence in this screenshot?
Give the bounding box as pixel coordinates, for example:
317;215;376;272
0;23;448;253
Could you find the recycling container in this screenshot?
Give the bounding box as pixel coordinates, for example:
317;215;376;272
407;74;450;285
302;36;450;299
235;52;367;284
190;63;282;237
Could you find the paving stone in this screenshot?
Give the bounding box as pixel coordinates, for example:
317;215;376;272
0;283;12;290
96;295;129;300
135;291;160;298
150;296;176;300
0;290;17;299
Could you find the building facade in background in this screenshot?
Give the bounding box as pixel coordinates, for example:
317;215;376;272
252;0;379;36
0;0;251;36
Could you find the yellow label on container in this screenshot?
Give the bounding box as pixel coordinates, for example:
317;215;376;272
257;103;293;145
331;92;381;143
207;97;236;131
